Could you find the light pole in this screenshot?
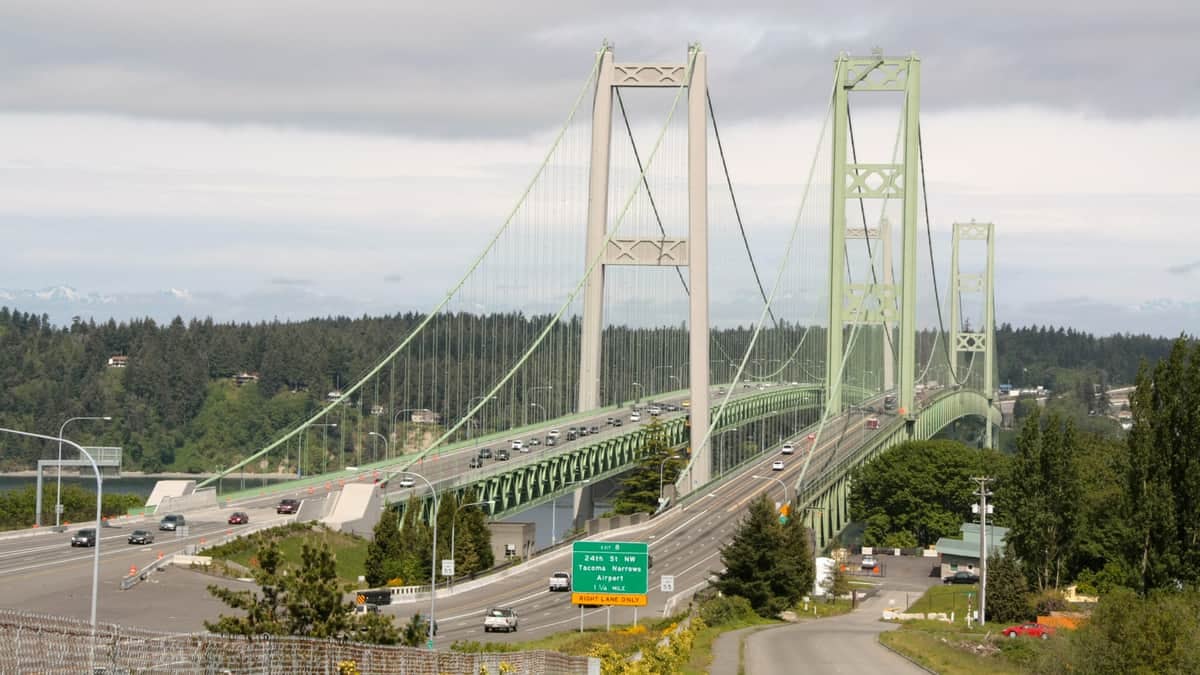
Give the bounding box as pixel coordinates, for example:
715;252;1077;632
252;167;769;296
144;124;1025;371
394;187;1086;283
528;402;546;425
658;454;682;506
750;474;789;505
630;382;644;405
54;416;111;529
667;374;681;392
651;366;673;395
307;423;337;475
716;427;738;474
466;395;497;443
383;469;438;648
450;498;494;590
4;427;103;664
393;408;420;456
524;386;553;425
551;480;588;548
366;431;389;464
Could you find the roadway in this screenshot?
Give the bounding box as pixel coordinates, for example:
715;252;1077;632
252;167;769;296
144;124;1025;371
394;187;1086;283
384;405;894;644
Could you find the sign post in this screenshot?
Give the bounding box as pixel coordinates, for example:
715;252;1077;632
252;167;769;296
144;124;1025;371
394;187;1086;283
441;559;455;578
660;575;675;593
571;541;649;607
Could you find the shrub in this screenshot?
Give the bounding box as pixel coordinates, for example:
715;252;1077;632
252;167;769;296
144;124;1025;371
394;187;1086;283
699;595;756;627
1030;588;1067;616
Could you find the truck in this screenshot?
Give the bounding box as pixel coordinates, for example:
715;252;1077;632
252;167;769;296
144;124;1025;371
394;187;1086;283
865;417;880;430
483;607;519;633
549;572;571;592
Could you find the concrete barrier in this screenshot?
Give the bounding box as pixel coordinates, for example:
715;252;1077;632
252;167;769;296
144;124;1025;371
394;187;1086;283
155;487;217;515
321;484;381;537
146;480;195;509
295;494;334;523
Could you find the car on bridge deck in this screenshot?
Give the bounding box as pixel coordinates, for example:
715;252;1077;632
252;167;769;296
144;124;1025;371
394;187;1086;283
478;447;493;459
127;529;155;545
469;457;484;468
398;477;416;488
772;460;785;471
495;449;510;461
545;435;556;446
227;512;249;525
781;443;795;455
630;412;641;423
159;514;186;531
865;417;881;430
71;528;97;547
613;419;623;427
548;429;561;438
510;439;524;451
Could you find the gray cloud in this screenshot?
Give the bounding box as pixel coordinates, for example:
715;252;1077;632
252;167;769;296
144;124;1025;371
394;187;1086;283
382;274;405;283
268;277;312;286
1167;261;1200;276
1;2;1196;138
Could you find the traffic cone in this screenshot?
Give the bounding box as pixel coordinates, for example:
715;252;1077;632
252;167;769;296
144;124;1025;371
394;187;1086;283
157;552;163;560
129;565;137;576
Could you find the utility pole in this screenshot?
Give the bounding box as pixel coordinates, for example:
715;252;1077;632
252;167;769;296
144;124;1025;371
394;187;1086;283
972;476;993;625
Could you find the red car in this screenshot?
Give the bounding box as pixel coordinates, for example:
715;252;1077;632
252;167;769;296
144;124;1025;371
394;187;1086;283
1002;623;1055;640
227;511;249;525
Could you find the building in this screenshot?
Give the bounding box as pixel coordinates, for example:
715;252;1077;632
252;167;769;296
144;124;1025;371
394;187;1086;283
369;404;386;416
410;409;442;425
488;522;535;562
233;372;260;386
935;522;1009;579
106;355;128;368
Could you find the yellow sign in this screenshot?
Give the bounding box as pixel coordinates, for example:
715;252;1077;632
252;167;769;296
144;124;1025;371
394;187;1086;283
356;594;366;605
572;592;647;607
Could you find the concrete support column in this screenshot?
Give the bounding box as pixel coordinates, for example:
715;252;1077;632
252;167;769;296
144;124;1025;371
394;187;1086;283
572;483;595;531
577;46;615;413
686;46;711;490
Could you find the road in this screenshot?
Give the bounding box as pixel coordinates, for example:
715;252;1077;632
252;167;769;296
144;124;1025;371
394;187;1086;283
383;407;890;644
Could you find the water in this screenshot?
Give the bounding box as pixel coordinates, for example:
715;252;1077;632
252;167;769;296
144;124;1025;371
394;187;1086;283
0;474;286;499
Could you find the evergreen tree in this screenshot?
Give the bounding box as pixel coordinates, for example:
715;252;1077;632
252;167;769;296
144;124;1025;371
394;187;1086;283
283;542;352;639
774;511;816;605
365;511;404;586
613;418;682;514
714;495;788;617
986;548;1030;623
205;540;287;636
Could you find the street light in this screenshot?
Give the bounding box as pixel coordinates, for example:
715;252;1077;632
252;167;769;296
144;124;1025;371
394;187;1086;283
393;408;421;456
658;454;683;505
54;416;111;529
306;423;338;475
651;366;673;394
551;480;588;548
366;431;389;464
528;402;546;425
524;386;553;425
3;427;103;665
450;498;494;590
630;382;644;405
381;469;439;648
667;374;681;391
750;474;789;505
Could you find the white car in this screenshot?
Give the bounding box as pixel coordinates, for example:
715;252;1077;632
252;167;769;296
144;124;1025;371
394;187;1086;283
511;439;524;451
548;429;561;438
862;555;877;569
771;460;785;471
630;412;641;422
781;443;795;455
397;477;416;488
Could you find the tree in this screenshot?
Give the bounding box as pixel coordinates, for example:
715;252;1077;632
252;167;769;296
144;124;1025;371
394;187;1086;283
365;511;405;586
713;494;811;617
822;562;850;601
205;540;287;636
999;409;1082;590
283;542;351;639
985;548;1030;623
849;440;997;547
613;418;681;514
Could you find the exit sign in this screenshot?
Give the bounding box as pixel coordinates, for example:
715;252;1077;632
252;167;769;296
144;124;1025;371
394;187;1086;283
571;541;649;605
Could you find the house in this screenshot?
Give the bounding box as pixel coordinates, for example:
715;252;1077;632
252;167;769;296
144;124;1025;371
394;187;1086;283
233;372;260;386
935;522;1009;579
369;404;385;416
106;355;128;368
410;409;442;425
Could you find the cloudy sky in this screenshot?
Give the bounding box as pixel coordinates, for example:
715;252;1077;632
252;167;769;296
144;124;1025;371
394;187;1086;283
1;1;1198;336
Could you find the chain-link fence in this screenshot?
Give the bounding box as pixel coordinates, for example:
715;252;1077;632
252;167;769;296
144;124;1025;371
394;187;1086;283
0;609;591;674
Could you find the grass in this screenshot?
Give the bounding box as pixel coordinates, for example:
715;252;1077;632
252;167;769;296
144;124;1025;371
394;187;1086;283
681;615;776;675
204;522;369;587
878;584;1053;674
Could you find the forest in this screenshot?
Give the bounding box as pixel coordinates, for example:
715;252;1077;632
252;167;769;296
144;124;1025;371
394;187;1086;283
0;305;1186;474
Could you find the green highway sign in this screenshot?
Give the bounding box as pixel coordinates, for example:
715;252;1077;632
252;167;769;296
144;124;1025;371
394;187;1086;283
572;541;649;600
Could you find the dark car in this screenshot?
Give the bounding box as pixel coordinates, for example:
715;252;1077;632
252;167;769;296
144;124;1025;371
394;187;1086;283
943;571;981;585
468;456;484;468
478;447;493;459
228;511;249;525
158;514;186;531
71;528;97;547
127;529;155;545
612;419;623;427
276;499;300;515
495;449;511;461
589;426;600;434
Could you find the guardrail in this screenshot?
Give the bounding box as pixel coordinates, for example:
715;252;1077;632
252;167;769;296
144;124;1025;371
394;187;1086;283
119;518;291;590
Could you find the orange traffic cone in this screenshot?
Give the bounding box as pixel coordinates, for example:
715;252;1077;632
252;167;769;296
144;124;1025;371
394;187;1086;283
157;552;163;560
129;565;137;576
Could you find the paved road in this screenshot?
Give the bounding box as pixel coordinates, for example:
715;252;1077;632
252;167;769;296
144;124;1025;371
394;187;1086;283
743;590;927;675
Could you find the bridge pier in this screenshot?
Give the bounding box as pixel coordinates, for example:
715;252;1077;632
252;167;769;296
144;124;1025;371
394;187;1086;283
572;482;595;531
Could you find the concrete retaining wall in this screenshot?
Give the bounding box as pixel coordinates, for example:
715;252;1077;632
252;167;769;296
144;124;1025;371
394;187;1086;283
322;483;381;537
296;494;334;523
146;480;195;509
155;487;217;514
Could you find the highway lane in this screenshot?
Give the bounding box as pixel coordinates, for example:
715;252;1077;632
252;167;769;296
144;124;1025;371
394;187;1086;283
385;407;889;643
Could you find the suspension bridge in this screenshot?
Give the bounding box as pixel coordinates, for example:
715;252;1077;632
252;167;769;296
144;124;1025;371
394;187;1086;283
187;43;1000;550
